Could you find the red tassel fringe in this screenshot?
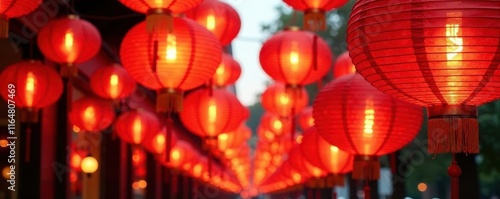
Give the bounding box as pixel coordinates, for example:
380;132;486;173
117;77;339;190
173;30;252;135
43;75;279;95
353;155;380;180
428;117;478;154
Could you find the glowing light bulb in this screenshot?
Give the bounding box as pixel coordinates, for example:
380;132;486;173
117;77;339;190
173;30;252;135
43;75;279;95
363;98;375;137
109;74;119;98
206;15;216;30
132;117;143;144
24;72;35;107
165;34;177;61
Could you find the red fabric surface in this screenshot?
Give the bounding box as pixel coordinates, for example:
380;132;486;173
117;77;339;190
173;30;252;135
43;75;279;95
283;0;349;11
333;51;356;78
70;96;115;132
261;83;308;117
211;53;242;87
119;0;202;14
0;0;41;18
115;109;160;145
90;63;137;100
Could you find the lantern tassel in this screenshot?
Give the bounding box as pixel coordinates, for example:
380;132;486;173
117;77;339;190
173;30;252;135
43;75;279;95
364;182;371;199
60;63;78;78
290;106;296;143
304;9;326;31
166;115;173;162
332;189;337;199
315;188;321;199
0;17;8;38
171;171;178;198
448;154;461;199
427;105;479;154
146;9;173;34
390;153;397;174
156;89;183;113
326;174;344;187
353;155;380;180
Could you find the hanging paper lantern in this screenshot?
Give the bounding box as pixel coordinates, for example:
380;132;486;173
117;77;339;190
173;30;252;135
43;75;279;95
120;17;222;113
260;112;290;137
0;0;42;38
217;124;251;152
261;83;308;117
114;109;161;145
37;15;102;77
211;53;241;88
283;0;349;31
90;64;136;100
313;73;423;180
119;0;203;33
70;97;115;132
142;127;178;155
180;88;246;141
347;0;500;154
81;156;99;174
259;29;332;86
185;0;241;46
297;106;314;130
161;140;196;169
333;51;356;78
0;60;63;122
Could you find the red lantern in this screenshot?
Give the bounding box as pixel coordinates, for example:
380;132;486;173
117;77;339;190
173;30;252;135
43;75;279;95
120;17;222;113
37;15;102;77
180;88;246;140
0;60;63;122
185;0;241;46
333;51;356;78
260;112;290;137
261;83;308;117
297;106;314;130
217;124;251;152
142;127;178;155
0;0;42;38
90;64;136;100
70;97;115;132
114;109;160;145
259;29;332;86
313;73;423;180
119;0;203;34
211;53;241;88
347;1;500;154
282;0;349;31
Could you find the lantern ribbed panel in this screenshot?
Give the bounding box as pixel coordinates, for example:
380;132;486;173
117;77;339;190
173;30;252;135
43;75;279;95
180;88;246;138
0;60;63;108
283;0;348;11
288;146;311;177
347;0;500;107
0;0;41;18
185;0;241;46
347;0;500;154
259;30;333;85
70;97;115;132
118;0;202;14
212;53;241;87
298;106;314;130
115;110;160;145
261;83;309;117
37;16;102;64
120;18;222;90
90;64;136;100
333;51;356;78
313;74;423;156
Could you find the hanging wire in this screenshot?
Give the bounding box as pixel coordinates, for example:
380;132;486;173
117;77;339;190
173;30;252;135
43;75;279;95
284;10;299;28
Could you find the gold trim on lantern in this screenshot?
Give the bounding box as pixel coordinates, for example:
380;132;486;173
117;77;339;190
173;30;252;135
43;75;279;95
156;88;183;113
146;8;173;34
66;15;80;20
304;8;326;31
284;26;301;31
353;155;380;180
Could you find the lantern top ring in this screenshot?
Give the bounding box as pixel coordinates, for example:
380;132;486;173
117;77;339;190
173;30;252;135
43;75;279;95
427;105;478;119
354;155;378;161
65;14;80;19
305;8;324;13
158;88;183;94
283;26;301;31
147;8;173;15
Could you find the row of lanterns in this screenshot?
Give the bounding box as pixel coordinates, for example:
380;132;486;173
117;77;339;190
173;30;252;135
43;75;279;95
0;0;252;194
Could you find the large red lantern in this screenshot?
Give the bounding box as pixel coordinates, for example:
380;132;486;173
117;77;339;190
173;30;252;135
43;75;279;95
142;127;178;155
0;0;42;38
211;53;241;88
114;109;160;145
119;0;202;34
259;29;332;86
120;17;222;113
70;97;115;132
347;1;500;155
185;0;241;46
37;15;102;77
282;0;349;31
313;73;423;180
90;64;136;100
0;60;63;122
333;51;356;78
180;88;246;140
261;83;308;117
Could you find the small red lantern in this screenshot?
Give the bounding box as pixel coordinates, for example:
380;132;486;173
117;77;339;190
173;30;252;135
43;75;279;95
313;73;423;180
282;0;349;31
333;51;356;78
260;29;332;86
142;127;178;155
180;88;246;140
347;0;500;154
120;17;222;113
90;64;136;100
0;0;42;38
217;124;251;152
261;83;308;117
114;109;160;145
119;0;203;34
260;112;290;137
0;60;63;122
70;97;115;132
211;53;241;88
297;106;314;130
37;15;102;77
185;0;241;46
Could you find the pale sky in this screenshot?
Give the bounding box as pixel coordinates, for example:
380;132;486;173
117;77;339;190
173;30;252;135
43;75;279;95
222;0;290;106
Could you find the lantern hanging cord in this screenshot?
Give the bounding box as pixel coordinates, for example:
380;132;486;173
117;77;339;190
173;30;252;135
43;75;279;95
25;123;32;162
